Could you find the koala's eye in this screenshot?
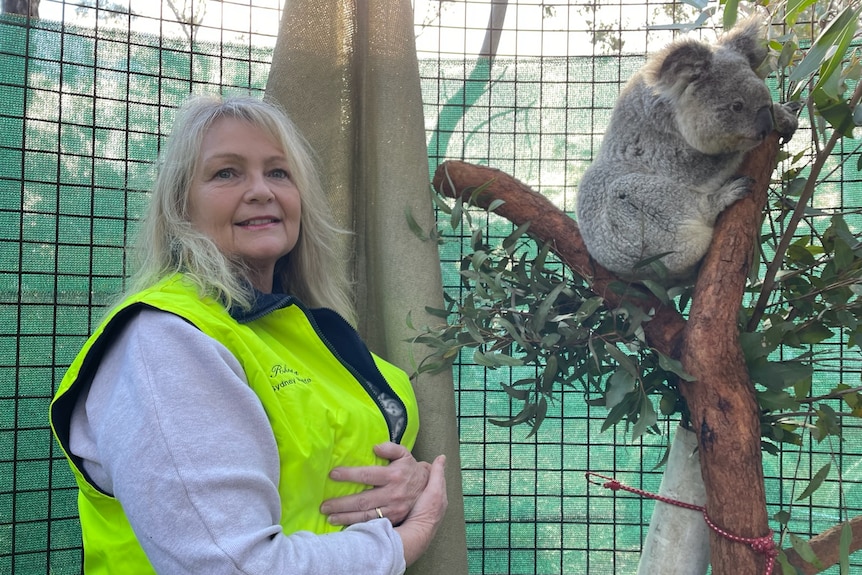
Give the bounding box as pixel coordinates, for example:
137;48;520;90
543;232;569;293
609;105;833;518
730;101;744;113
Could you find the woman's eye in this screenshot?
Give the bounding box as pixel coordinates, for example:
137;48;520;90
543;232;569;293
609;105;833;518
215;168;234;179
270;168;290;179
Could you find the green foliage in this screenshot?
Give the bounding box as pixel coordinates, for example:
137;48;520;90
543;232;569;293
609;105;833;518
414;1;862;562
411;188;695;440
414;1;862;454
406;0;862;568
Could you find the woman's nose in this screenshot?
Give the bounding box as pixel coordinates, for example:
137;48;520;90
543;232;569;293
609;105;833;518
244;172;274;202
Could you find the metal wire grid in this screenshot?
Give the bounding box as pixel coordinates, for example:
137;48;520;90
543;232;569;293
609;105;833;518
0;3;277;572
418;12;862;570
0;1;861;574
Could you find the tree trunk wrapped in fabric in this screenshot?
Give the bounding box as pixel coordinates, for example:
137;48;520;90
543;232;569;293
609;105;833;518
266;1;469;573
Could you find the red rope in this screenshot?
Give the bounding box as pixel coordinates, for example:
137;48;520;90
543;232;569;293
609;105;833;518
585;472;777;575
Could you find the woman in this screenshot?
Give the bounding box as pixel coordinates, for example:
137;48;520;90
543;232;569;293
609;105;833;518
50;94;448;574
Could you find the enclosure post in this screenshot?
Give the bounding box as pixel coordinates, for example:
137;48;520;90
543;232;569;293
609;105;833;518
636;425;710;575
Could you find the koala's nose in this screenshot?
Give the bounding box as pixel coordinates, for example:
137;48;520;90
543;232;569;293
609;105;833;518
755;106;774;140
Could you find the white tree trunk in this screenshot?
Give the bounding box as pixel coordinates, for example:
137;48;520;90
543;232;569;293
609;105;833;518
637;425;710;575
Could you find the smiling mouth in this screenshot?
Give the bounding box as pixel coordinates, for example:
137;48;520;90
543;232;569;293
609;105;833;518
237;218;280;227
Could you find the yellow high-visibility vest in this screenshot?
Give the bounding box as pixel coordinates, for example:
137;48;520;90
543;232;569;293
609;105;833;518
50;273;420;573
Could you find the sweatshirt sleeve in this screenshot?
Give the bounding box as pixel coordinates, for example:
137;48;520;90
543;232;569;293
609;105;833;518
68;308;406;575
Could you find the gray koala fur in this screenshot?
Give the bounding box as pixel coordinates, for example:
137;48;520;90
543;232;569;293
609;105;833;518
575;18;799;284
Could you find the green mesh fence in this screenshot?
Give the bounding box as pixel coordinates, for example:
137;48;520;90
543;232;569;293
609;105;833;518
422;48;862;574
0;13;272;574
2;8;862;575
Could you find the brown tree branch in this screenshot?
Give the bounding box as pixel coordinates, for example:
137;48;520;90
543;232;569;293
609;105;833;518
432;133;827;574
783;515;862;574
676;134;781;573
432;160;687;358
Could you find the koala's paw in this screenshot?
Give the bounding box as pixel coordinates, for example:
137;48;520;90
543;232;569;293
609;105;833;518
715;176;754;209
774;101;801;142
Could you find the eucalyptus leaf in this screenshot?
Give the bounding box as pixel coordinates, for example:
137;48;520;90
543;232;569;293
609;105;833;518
784;177;808;197
464;317;485;344
471;226;484;252
797;321;834;345
651;443;671;470
532;281;567;330
657;353;697;382
541;355;559;393
601;394;636;432
606;369;636;409
814;404;841;440
640;279;670;305
575;297;604;323
501;383;530;401
749;357;812;390
489;402;537;428
631;397;657;442
478;350;524;367
722;0;738;31
424;306;452;319
487;198;506;212
431;185;453;215
526;397;548;438
813;90;856;138
546;330;567;350
502;221;532;253
789;7;859;85
740;330;773;361
775;550;797;575
811;7;860;97
603;342;639;377
494;316;531;351
789;533;823;569
416;360;446;375
773;509;791;525
450;195;464;230
785;0;817;26
757;389;799;411
795;462;831;502
405;207;428;241
441;346;460;360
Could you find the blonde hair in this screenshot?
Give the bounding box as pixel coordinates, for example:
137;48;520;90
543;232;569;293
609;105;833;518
128;94;355;322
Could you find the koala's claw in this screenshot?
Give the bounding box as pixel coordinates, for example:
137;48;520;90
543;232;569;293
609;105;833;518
782;100;803;114
775;101;801;141
714;176;754;209
738;175;756;188
732;176;756;199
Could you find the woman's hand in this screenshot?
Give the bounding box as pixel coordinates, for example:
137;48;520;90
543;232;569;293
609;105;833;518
395;454;448;567
320;442;431;526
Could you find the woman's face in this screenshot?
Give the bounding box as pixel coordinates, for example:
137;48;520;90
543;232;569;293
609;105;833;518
188;117;301;293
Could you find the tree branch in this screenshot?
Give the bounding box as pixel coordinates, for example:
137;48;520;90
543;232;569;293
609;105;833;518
676;133;782;574
432;160;687;358
431;132;798;574
783;514;862;574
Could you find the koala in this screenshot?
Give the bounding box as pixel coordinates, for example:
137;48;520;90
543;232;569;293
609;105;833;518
575;18;799;284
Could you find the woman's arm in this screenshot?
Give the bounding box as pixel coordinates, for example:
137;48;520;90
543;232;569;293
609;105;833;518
70;309;407;575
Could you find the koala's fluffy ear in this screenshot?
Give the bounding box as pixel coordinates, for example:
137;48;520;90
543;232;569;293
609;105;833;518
718;17;769;73
644;39;713;99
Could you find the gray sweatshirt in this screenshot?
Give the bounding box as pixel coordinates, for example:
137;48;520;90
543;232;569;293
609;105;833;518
68;308;406;574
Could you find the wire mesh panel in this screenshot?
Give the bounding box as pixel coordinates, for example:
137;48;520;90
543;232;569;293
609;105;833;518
0;2;279;572
1;1;861;574
415;2;862;574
